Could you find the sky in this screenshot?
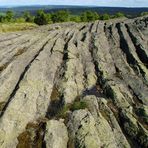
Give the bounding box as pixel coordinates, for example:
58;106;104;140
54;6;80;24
0;0;148;7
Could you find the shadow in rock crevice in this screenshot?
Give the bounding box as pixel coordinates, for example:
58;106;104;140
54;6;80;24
82;85;106;98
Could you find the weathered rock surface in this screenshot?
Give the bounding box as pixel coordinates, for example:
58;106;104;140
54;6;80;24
44;120;68;148
0;16;148;148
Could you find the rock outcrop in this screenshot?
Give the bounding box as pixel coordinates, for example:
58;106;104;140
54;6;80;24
0;16;148;148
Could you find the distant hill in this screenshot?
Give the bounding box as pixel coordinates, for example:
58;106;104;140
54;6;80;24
0;5;148;17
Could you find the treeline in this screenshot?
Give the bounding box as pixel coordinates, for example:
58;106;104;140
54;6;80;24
0;10;125;25
0;10;147;25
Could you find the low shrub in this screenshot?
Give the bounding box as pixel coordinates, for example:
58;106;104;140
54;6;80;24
70;100;88;111
56;100;88;119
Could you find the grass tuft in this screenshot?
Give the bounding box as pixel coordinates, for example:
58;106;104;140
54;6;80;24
56;100;88;119
70;101;88;111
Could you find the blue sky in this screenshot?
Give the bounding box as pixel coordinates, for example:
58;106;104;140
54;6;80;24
0;0;148;7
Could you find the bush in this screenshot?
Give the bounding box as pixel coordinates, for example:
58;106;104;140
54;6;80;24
100;13;110;20
115;12;125;18
5;11;14;22
34;10;49;25
51;10;70;23
80;11;99;22
15;17;25;23
70;15;81;22
23;11;34;22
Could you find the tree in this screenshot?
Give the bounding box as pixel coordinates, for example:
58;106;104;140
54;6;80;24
115;12;125;18
23;11;34;22
70;15;81;22
0;15;4;23
80;11;99;22
80;12;87;22
0;12;5;23
34;10;49;25
46;13;52;23
51;10;70;23
5;11;14;22
93;12;100;20
100;13;110;20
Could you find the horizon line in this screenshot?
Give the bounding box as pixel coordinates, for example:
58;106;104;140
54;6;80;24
0;4;148;8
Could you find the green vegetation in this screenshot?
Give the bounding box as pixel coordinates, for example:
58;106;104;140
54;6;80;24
80;11;99;22
56;105;69;119
115;12;125;18
51;10;70;23
5;11;14;22
57;100;88;119
70;15;81;22
0;10;127;27
100;13;110;20
0;9;147;28
140;12;148;16
0;10;128;32
70;100;88;111
23;11;34;22
0;10;14;23
34;10;50;25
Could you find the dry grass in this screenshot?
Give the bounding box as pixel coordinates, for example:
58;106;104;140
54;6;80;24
0;64;7;72
0;101;5;111
17;121;46;148
0;23;37;33
14;48;27;57
50;86;60;101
